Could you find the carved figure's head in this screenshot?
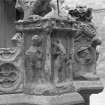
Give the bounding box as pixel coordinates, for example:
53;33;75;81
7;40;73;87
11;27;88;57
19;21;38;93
32;35;42;46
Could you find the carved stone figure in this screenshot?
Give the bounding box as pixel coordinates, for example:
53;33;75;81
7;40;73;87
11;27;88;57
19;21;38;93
25;35;44;84
52;39;66;83
15;0;51;20
0;47;23;92
0;1;103;104
15;0;71;20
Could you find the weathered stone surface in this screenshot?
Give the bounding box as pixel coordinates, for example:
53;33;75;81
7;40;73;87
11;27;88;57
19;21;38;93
0;1;104;105
0;47;23;93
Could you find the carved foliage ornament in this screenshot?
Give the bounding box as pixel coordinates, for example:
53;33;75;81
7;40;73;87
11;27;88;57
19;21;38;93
25;35;44;84
69;6;92;22
0;46;23;92
0;63;22;92
79;23;96;38
0;48;21;62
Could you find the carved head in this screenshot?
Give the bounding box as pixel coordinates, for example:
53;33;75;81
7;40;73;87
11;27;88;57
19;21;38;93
32;35;42;46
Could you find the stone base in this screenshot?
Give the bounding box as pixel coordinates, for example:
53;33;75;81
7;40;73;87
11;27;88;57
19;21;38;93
0;81;103;105
73;80;103;91
0;92;84;105
73;80;104;105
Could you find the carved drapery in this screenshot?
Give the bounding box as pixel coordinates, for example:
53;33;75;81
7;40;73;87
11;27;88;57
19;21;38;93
25;35;44;84
51;32;74;83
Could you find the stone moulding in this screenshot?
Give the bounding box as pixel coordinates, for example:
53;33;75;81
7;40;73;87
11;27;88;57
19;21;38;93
15;18;80;32
0;47;24;93
0;92;84;105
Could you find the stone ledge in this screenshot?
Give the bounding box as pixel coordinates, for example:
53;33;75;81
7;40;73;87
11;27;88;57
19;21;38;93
0;92;84;105
73;81;104;91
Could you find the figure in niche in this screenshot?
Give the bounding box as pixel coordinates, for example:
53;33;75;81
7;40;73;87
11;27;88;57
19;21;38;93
15;0;51;20
25;35;44;83
52;39;66;83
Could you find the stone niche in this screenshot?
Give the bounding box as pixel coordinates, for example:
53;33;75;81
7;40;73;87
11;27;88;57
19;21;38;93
15;18;102;105
16;18;85;104
19;19;78;95
0;1;103;105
